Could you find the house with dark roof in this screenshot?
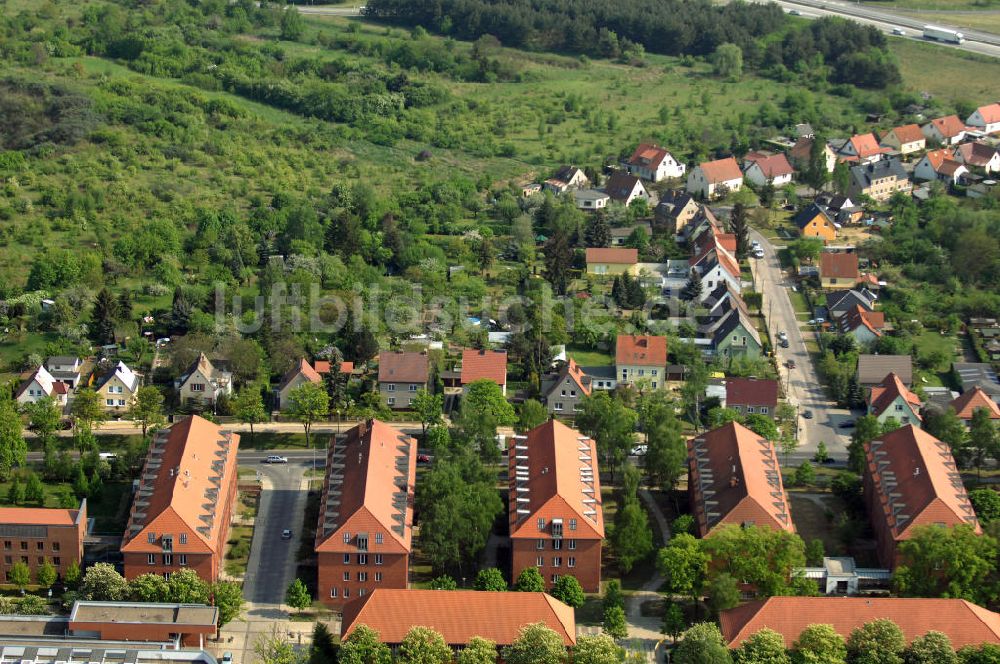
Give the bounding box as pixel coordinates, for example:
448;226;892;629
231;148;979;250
789;137;836;173
615;335;667;389
711;308;763;359
724;378;778;418
952;363;1000;400
922;115;967;145
863;425;979;568
866;372;922;426
175;354;231;408
508;420;604;592
720;597;1000;650
585;247;638;275
624;143;685;181
848;158;912;202
543;165;588;194
688;422;793;538
609;222;652;247
571;188;610;211
880;124;926;155
949;386;1000;425
315;420;416;608
461;349;508;396
122;416;239;583
603;172;650;207
819;252;860;290
792;204;837;243
341;589;577;650
687;157;744;199
826;289;876;321
541;358;592;417
953;142;1000;174
857;354;912;388
377;351;429;409
655;190;700;235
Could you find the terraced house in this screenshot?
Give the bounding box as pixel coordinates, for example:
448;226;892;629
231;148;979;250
121;416;240;583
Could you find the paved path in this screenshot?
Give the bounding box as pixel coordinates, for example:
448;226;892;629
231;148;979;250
751;230;852;460
620;490;671;662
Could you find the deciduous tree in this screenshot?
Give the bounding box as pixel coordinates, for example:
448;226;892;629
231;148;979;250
792;624;846;664
287;382;329;450
502;623;567;664
36;558;57;589
339;624;392;664
893;524;998;606
575;634;623;663
399;626;452;664
514;566;545;592
285;578;311;612
674;622;733;664
234;386;268;445
79;562;129;601
474;568;507;592
549;575;585;608
412;389;444;439
0;396;27;480
846;619;905;664
576;391;637;480
129;386;165;439
7;561;30;590
517;399;548;433
905;631;957;664
456;637;497;664
735;628;790;664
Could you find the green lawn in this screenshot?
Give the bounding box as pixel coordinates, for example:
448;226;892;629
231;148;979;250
890;39;1000;102
567;346;614;367
912;330;960;387
224;525;253;578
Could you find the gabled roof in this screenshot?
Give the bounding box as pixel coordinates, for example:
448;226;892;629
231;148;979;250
544;358;592;400
884;124;924;145
868;372;922;420
922;148;961;173
341;590;577;647
791;204;834;230
122;416;239;554
950;386;1000;420
864;425;980;540
697;157;743;184
688;421;793;535
461;349;507;386
850;158;909;189
720;597;1000;649
927;115;966;139
820;252;859;280
656;190;696;217
179;353;228;385
972;103;1000;125
789;136;829;162
278;358;322;392
827;290;875;316
377;351;428;384
315;420;416;553
551;165;585;186
314;360;355;375
627;143;675;170
841;304;885;337
604;172;646;203
585;247;638;265
713;308;762;350
857;354;912;385
94;361;139;392
616;335;667;367
747;153;794;178
609;222;652;239
15;366;57;398
955;141;1000;167
848;133;885;158
725;378;778;409
508;420;604;539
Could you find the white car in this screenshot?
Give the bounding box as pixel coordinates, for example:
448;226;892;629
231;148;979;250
788;9;801;15
753;249;765;259
630;445;648;456
777;331;788;341
264;455;288;464
892;28;906;36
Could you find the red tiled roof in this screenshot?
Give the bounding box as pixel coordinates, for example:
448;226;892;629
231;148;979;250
864;425;980;541
122;416;239;555
341;590;577;647
929;115;966;139
699;157;743;184
688;422;794;536
974;103;1000;125
461;349;507;386
820;252;860;280
616;335;667;367
887;124;924;145
867;372;921;421
850;133;883;158
585;247;638;265
0;506;80;527
508;419;604;539
550;358;592;398
720;597;1000;649
377;351;428;384
950;387;1000;420
842;305;885;337
314;360;354;375
955;142;1000;167
315;420;416;554
725;378;778;410
750;153;794;178
52;382;68;395
628;143;672;170
278;358;322;392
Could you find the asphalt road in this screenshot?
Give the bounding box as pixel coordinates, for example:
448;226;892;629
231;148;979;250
750;230;853;460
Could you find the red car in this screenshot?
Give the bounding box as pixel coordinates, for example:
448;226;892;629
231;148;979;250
417;454;431;465
786;359;796;369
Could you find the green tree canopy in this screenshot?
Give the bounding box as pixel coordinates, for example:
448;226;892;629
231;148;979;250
735;628;791;664
893;524;998;606
576;391;637;480
474;568;507;592
285;578;312;612
129;385;165;438
846;619;905;664
398;625;453;664
549;574;585;608
456;637;497;664
514;566;545;592
574;634;624;664
79;562;130;601
501;623;567;664
674;622;734;664
339;624;392;664
905;631;957;664
286;381;330;449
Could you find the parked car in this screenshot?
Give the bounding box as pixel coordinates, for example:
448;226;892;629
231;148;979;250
839;420;856;429
264;455;288;464
417;453;432;465
630;445;648;456
802;410;814;419
786;359;796;369
281;529;292;540
221;653;233;664
780;339;790;348
777;331;788;341
789;9;801;15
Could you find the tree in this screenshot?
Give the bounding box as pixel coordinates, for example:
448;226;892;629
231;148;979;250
280;7;305;40
23;397;61;444
575;391;638;480
657;533;709;603
72;466;89;499
680;268;703;302
130;573;169;602
970;488;1000;524
794;461;816;487
254;628;305;664
643;398;688;492
517;399;548;433
502;623;567;664
832;160;851;196
801;134;831;194
701;525;807;598
474;568;507;592
212;581;245;627
674;622;734;664
707;572;740;616
905;631;957;664
514;566;545;592
457;637;497;664
925;408;967;456
848;415;882;473
339;624;392;664
585;214;611;248
6;476;22;505
0;396;27;480
286;382;329;450
846;619;905;664
285;578;312;612
575;634;623;663
745;414;780;441
166;568;209;603
395;626;452;664
70;388;106;437
129;386;165;439
234;386;268;444
549;575;585;608
63;561;81;588
7;561;30;590
459;379;516;462
79;562;130;601
542;229;573;296
893;524;998;606
956;644;1000;664
712;43;743;81
730;203;750;259
309;623;339;664
24;472;45;506
792;624;847;664
736;628;791;664
91;287;118;344
612;499;653;573
968;408;998;478
429;575;457;590
36;558;57;589
805;539;825;566
412;389;444;439
813;442;830;464
604;579;625;614
663;601;687;641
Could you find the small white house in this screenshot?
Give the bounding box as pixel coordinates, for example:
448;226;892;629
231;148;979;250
624;143;686;181
573;189;611;211
15;366;68;406
687;157;743;199
966;103;1000;135
744;154;794;187
914;149;969;185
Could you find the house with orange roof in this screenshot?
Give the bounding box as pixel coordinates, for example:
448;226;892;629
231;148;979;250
839;304;886;345
461;349;508;396
688;421;794;538
615;334;668;389
341;589;577;650
866;372;922;426
863;424;980;568
377;351;429;409
687;157;744;199
315;420;416;608
949;386;1000;426
720;597;1000;650
914;148;969;185
121;416;239;583
541;358;592;417
922;115;967;145
966;102;1000;134
879;124;926;155
585;247;638;275
624;143;685;181
508;420;604;592
835;133;889;164
819;252;860;290
743;153;794;187
14;365;68;407
0;502;87;585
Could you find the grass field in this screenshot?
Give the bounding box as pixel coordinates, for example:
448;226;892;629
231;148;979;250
863;0;1000;11
895;10;1000;33
567;346;614;367
789;493;845;558
889;39;1000;101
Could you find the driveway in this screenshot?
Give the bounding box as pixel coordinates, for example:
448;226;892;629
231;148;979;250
750;230;852;459
243;460;310;610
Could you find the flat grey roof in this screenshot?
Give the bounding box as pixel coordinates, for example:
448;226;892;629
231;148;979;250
70;602;217;627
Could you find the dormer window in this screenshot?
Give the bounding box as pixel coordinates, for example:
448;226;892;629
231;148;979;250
357;534;369;551
162;536;173;552
147;532;156;544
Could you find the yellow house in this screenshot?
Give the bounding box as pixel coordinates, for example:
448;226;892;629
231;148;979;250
585;247;638;275
819;252;860;290
792;204;837;243
94;361;140;413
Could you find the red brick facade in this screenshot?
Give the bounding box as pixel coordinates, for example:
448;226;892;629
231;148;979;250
317;549;409;608
0;502;86;584
511;534;601;592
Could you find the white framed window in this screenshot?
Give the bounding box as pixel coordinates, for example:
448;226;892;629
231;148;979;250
179;555;187;566
163;554;172;566
536;557;544;567
191;383;205;392
343;572;350;581
638;369;645;376
180;534;187;544
551;574;559;583
387;397;395;406
553;539;562;550
117;399;126;406
375;572;382;582
330;588;338;598
344;588;350;598
560;389;566;396
553;557;561;567
147;554;155;565
358;554;367;565
375;533;383;544
343;553;350;564
651;369;658;376
106;399;114;407
760;407;769;414
387;384;396;392
554;402;564;411
537;518;545;531
569;520;577;531
536;539;545;550
358;572;367;582
375;554;383;565
568;557;576;568
747;406;756;414
409;384;418;391
568;539;577;550
359;588;365;596
343;531;351;543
